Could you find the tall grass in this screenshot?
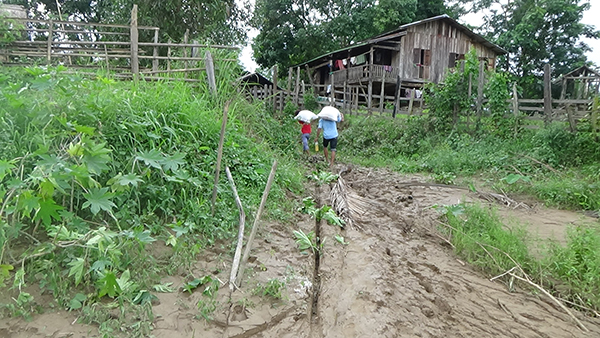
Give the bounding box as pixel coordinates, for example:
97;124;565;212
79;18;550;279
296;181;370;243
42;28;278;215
0;60;304;322
341;114;600;213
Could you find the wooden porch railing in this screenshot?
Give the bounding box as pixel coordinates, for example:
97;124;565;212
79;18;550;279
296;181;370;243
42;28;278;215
331;64;400;83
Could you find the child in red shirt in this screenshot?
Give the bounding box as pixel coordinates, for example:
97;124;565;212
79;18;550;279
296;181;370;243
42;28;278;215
299;120;312;155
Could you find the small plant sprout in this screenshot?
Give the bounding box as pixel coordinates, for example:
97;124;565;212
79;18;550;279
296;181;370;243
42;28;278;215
334;234;348;245
293;230;318;254
309;171;339;185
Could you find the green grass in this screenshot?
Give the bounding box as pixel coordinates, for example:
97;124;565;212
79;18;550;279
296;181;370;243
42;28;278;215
341;114;600;213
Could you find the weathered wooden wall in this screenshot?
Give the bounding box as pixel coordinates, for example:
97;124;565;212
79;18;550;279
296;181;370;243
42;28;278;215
399;20;498;83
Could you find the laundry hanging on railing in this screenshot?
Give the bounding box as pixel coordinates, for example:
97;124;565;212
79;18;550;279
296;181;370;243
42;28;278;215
334;59;345;70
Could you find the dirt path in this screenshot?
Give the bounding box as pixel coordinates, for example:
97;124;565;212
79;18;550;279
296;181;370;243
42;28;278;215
1;166;599;338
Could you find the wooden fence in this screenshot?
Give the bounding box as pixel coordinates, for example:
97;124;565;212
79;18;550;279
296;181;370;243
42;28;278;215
0;5;238;83
244;62;598;130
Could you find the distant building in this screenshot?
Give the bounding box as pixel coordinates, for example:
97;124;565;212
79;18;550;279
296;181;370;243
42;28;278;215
293;14;507;105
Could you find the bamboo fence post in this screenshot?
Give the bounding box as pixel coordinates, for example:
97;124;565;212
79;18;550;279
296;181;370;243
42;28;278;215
183;29;189;72
567;104;576;133
379;70;386;114
592;97;599;141
130;5;139;80
287;67;293;102
152;28;159;72
235;160;278;286
272;64;278;113
294;67;300;105
46;20;53;65
211;101;230;215
512;83;519;137
167;39;172;71
205;50;216;95
225;166;246;291
475;60;485;130
305;64;317;94
104;45;110;71
543;63;552;127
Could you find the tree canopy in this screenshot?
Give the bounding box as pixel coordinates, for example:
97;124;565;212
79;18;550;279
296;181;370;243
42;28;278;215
476;0;599;96
5;0;249;44
251;0;454;72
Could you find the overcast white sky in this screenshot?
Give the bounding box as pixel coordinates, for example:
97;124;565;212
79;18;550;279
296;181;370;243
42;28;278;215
238;1;600;73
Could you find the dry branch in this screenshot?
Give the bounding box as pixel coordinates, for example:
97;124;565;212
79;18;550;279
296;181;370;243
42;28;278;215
509;272;589;332
226;166;246;292
236;160;277;286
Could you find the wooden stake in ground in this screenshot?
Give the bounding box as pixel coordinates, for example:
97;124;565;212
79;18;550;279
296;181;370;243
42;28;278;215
211;101;230;215
226;166;246;292
235;160;278;287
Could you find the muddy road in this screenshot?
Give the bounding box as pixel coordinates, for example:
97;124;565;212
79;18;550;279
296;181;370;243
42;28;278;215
2;166;599;338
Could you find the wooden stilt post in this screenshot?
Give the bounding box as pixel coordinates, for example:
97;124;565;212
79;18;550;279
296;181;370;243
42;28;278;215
379;71;386;114
408;89;415;116
367;46;374;114
392;75;402;118
475;60;485;130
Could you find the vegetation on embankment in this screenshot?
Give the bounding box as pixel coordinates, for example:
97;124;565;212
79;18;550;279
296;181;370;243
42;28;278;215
341;114;600;213
0;63;303;331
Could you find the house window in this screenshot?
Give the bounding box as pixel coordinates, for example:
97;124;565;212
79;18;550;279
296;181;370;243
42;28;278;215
448;53;465;68
413;48;431;79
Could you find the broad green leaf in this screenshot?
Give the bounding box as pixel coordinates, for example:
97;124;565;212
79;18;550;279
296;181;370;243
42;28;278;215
17;190;40;218
116;269;135;293
166;235;177;247
134;230;156;244
0;160;15;181
34;198;63;226
74;124;96;136
132;290;157;305
68;257;85;286
68;293;87;310
162;153;186;172
82;188;116;215
82;141;111;175
97;271;121;298
67;143;84;157
0;264;14;287
90;259;111;272
38;180;55;199
117;173;143;187
136;149;164;169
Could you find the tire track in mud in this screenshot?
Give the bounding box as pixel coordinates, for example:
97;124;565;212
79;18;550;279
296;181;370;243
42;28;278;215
310;166;600;338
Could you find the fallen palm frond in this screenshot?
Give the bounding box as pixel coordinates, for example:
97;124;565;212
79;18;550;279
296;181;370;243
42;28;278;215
329;174;381;230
